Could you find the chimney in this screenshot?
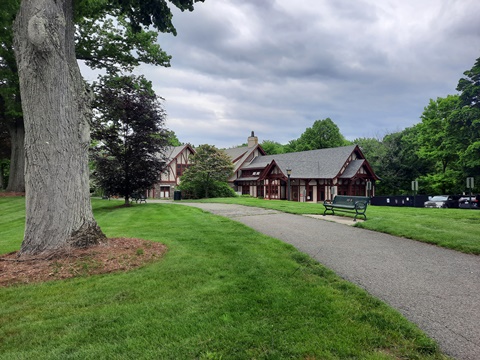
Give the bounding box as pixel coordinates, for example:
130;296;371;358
247;131;258;148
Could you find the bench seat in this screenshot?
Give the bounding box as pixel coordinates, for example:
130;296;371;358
323;195;370;221
132;193;147;204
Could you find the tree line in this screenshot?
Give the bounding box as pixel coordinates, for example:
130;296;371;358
259;58;480;196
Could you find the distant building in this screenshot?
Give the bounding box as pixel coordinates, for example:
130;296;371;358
225;133;379;201
223;131;266;195
148;144;195;199
150;133;379;201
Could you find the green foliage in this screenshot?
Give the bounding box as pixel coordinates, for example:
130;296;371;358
457;56;480;109
367;128;432;195
455;59;480;182
76;0;203;35
75;15;172;74
179;145;234;199
418;97;461;169
91;74;170;204
0;0;22;126
0;198;447;359
165;130;182;146
416;95;479;194
209;181;237;198
286;118;349;152
260;139;285;155
354;136;386;173
353;62;480;195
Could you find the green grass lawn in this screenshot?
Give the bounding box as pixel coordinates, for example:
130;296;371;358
0;197;449;359
193;197;480;255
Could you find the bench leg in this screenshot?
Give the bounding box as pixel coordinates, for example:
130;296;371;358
354;212;367;221
323;208;334;216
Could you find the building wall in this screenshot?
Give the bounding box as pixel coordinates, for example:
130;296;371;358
150;146;194;198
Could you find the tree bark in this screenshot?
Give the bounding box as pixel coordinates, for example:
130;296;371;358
5;119;25;192
13;0;105;256
0;163;4;189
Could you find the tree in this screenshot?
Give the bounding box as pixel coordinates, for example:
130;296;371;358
261;140;285;155
370;128;431;195
0;0;24;192
457;56;480;109
0;122;10;189
166;130;182;146
1;0;194;193
12;0;202;256
416;96;464;194
91;75;169;205
456;57;480;183
286;118;349;152
353;136;386;182
179;145;234;199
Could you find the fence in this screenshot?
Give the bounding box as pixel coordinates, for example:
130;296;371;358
371;195;429;207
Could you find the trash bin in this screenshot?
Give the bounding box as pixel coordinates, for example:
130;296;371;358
173;190;182;201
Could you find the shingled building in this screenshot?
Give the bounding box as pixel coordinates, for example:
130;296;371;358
152;133;379;202
226;133;379;202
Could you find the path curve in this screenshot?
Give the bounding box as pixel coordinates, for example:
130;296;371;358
174;202;480;360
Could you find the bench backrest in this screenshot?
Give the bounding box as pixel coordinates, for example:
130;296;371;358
332;195;370;205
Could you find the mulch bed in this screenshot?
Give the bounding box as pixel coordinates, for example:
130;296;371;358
0;238;167;287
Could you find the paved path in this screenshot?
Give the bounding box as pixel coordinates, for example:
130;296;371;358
174;202;480;360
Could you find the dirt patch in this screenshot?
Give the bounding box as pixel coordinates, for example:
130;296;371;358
0;192;25;197
0;238;167;287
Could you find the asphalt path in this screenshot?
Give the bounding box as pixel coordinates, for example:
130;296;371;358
174;202;480;360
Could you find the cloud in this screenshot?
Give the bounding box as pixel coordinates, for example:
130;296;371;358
134;0;480;148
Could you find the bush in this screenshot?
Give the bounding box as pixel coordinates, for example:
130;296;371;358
179;181;236;199
211;182;237;198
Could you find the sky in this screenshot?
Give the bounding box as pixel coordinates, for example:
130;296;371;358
86;0;480;149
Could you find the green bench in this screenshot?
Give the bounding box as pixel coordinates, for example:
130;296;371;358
132;193;147;204
323;195;370;221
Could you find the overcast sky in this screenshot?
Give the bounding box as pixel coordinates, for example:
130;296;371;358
90;0;480;148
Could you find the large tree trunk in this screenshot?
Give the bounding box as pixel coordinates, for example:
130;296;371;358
13;0;105;256
5;119;25;192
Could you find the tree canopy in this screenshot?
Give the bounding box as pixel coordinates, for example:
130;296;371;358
260;140;285;155
286;118;349;152
457;57;480;109
91;75;169;205
179;144;234;199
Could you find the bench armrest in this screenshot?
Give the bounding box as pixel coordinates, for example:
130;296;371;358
354;201;367;210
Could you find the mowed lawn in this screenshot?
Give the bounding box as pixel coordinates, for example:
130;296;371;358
0;197;449;359
194;197;480;255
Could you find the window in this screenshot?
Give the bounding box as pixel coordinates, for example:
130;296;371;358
176;164;188;177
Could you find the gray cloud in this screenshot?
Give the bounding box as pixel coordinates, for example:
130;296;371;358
133;0;480;148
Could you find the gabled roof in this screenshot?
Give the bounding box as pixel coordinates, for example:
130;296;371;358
223;146;250;163
245;145;359;179
223;144;266;173
339;159;364;178
164;144;195;165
